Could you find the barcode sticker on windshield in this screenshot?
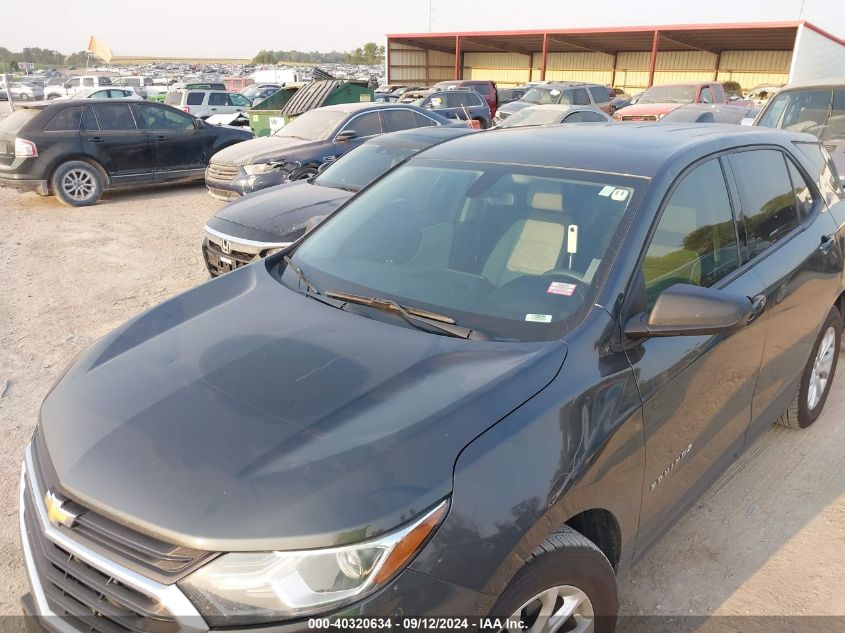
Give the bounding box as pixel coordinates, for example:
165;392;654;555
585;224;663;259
547;282;577;296
598;186;615;197
525;314;552;323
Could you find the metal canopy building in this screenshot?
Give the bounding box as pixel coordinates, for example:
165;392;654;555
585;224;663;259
386;21;845;92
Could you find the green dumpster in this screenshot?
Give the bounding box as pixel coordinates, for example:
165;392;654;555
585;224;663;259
281;80;374;121
247;85;302;137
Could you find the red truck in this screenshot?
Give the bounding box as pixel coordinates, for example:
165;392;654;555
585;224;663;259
613;81;753;121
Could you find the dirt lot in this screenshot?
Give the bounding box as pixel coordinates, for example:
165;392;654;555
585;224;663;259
0;134;843;624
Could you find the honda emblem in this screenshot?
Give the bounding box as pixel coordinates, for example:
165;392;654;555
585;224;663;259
221;239;231;255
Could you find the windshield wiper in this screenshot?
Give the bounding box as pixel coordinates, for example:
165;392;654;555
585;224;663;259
283;255;320;294
325;291;475;339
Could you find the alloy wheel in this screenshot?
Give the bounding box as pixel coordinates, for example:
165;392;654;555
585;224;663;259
62;169;96;201
502;585;595;633
807;326;836;410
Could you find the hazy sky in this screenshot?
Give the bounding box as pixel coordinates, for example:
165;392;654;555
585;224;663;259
0;0;843;58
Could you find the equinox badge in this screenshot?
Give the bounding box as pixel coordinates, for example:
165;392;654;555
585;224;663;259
44;490;78;529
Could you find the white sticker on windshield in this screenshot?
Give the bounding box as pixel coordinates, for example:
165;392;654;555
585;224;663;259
598;186;615;197
525;314;552;323
550;89;561;97
611;188;629;201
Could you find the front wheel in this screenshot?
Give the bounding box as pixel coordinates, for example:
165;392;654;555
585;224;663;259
51;161;104;207
778;306;842;429
490;527;617;633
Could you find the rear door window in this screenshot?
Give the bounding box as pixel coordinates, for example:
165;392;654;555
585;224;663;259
785;159;815;218
413;111;437;127
83;77;94;87
382;109;418;132
186;92;205;106
729;149;801;259
90;104;137;130
570;88;590;106
45;106;84;131
208;93;228;106
134;104;195;130
643;158;740;305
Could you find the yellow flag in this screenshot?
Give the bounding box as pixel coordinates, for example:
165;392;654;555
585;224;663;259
87;36;113;63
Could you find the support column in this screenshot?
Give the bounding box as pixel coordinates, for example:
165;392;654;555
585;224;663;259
540;33;549;81
386;38;391;84
425;48;430;86
712;50;721;81
647;30;659;87
610;52;617;87
454;36;462;80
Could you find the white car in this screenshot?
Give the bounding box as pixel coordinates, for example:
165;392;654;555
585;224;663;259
56;87;143;101
113;76;168;99
163;88;252;119
45;76;114;99
6;82;44;100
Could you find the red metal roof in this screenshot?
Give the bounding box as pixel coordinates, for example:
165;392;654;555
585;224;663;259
387;21;844;54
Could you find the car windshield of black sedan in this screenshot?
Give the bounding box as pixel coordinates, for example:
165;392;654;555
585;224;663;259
288;161;640;341
314;142;418;191
273;110;347;141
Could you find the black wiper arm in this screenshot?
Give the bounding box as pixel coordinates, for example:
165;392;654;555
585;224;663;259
283;255;320;295
325;291;474;339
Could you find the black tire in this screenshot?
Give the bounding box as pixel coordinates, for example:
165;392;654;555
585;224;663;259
50;160;104;207
778;306;842;429
489;527;617;632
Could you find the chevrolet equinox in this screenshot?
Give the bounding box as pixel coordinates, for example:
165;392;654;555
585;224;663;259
20;124;845;632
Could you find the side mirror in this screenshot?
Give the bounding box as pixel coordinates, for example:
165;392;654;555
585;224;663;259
623;283;754;339
740;117;755;126
335;130;357;142
194;118;205;129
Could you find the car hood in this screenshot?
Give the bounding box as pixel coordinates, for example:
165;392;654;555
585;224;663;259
39;264;567;551
211;135;324;165
615;103;683;117
497;101;531;116
213;180;351;237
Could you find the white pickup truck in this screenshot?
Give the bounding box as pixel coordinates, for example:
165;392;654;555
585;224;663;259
45;76;114;99
112;76;168;99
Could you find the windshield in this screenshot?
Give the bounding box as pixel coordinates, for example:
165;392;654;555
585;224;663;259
288;161;641;341
274;109;346;141
522;87;561;105
757;88;845;141
499;107;564;128
314;142;418;191
638;85;696;104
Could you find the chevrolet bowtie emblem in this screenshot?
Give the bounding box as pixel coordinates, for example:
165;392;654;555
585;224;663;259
44;490;78;529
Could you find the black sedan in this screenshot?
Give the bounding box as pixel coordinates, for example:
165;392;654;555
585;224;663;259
0;99;252;206
204;102;454;199
202;126;475;276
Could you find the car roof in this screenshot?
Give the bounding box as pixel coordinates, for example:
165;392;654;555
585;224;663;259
778;77;845;90
368;126;476;149
318;102;439;113
416;123;816;177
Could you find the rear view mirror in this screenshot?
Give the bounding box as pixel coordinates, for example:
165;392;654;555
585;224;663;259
624;283;754;339
335;130;357;142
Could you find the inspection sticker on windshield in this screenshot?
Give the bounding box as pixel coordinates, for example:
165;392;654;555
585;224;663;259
547;281;577;296
598;185;615;197
611;188;630;202
525;314;552;323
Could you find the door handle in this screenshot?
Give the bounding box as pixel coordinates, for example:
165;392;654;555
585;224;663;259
153;135;167;141
748;294;767;322
87;137;104;143
209;107;218;111
819;233;836;255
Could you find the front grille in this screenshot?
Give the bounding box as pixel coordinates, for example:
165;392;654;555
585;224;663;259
621;115;658;121
31;437;213;584
204;238;257;269
206;163;240;182
23;482;179;633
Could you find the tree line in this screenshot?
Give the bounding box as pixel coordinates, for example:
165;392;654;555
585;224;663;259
0;46;90;69
252;42;385;65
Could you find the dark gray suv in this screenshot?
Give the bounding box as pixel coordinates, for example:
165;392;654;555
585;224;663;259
20;124;845;632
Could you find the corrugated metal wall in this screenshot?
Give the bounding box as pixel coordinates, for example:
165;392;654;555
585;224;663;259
463;52;531;85
789;25;845;82
387;38;805;93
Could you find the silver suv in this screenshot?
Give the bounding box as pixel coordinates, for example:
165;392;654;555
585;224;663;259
164;89;252;119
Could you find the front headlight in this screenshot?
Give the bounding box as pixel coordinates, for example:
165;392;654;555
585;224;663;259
179;499;448;625
243;160;301;176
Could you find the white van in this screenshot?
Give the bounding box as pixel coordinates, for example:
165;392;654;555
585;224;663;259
164;89;252;119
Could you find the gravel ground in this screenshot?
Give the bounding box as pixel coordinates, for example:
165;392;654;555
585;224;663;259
0;105;843;623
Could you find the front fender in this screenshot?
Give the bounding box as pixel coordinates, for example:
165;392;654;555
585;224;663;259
409;309;645;598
